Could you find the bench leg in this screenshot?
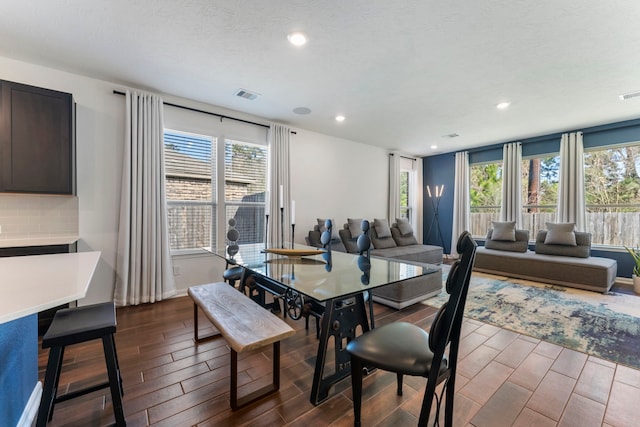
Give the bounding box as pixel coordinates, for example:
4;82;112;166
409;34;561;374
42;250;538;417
193;302;222;343
230;341;281;410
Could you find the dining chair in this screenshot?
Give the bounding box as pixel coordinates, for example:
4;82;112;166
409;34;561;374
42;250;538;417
356;220;375;329
346;231;477;427
223;218;245;288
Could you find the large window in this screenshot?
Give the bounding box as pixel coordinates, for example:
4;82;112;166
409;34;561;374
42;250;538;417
224;139;268;244
521;155;559;239
164;129;268;252
470;161;502;237
164;130;216;251
584;143;640;247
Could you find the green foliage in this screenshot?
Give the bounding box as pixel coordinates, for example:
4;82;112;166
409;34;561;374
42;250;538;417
470;163;502;207
625;246;640;276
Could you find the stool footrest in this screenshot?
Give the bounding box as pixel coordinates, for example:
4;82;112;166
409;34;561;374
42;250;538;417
54;381;110;404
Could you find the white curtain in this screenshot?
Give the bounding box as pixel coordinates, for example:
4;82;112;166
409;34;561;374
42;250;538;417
268;123;292;246
115;90;175;306
500;142;523;226
451;151;470;257
388;153;400;221
557;132;586;231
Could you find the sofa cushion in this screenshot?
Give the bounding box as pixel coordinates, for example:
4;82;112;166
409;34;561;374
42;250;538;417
485;229;529;252
544;222;577;246
396;218;414;235
370;223;397;249
535;230;590;258
347;218;364;238
490;221;516;241
317;218;339;240
391;225;419;246
373;218;392;238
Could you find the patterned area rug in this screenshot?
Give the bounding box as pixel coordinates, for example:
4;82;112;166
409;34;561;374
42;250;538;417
423;269;640;369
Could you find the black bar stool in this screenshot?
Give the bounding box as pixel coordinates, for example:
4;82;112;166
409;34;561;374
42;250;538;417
37;301;125;426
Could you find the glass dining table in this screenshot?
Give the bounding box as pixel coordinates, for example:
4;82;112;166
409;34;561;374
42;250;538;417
206;243;440;405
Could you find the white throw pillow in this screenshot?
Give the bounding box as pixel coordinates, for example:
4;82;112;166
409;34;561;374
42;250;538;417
491;221;516;242
347;218;364;238
373;218;392;238
396;218;414;236
544;222;577;246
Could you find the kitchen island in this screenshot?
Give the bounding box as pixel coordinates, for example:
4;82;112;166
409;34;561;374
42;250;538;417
0;251;100;426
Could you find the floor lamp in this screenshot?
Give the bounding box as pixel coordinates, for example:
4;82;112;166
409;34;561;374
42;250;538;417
426;184;447;252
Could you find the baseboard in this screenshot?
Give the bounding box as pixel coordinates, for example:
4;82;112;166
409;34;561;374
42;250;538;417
17;381;42;427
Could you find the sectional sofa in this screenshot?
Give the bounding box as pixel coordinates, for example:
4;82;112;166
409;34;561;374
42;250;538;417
474;222;617;293
307;217;443;308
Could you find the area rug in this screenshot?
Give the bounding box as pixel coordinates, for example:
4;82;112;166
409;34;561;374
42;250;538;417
423;269;640;369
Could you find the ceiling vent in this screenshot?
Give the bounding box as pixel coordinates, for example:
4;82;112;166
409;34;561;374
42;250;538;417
619;90;640;100
443;133;460;138
235;89;259;100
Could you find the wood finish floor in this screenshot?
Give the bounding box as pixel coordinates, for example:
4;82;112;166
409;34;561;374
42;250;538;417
38;292;640;427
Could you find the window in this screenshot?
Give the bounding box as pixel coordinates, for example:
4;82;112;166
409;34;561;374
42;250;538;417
164;130;216;251
469;161;502;237
224;139;268;244
397;156;418;226
521;155;559;239
584;143;640;247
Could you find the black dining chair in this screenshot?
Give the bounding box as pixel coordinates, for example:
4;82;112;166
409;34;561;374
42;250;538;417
346;231;477;427
356;220;375;329
223;218;245;288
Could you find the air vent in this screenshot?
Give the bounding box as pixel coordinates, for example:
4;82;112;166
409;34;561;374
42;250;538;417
234;89;259;100
619;90;640;100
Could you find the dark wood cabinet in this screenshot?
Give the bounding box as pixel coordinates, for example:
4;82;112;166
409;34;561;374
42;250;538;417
0;80;75;194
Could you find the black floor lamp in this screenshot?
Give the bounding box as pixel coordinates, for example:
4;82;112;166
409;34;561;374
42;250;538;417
426;184;447;252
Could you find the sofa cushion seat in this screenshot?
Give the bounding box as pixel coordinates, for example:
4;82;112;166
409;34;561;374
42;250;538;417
474;247;617;293
371;244;442;265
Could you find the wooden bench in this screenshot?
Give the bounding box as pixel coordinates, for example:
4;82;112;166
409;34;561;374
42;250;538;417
188;282;296;410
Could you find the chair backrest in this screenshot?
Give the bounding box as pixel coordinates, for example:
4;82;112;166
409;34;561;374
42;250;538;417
320;219;333;250
227;218;240;257
356;220;371;256
428;231;477;358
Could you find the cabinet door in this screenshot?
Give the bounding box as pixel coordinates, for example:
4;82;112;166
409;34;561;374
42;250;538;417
0;80;73;194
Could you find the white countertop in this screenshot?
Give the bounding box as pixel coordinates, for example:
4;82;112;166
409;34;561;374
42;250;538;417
0;251;101;325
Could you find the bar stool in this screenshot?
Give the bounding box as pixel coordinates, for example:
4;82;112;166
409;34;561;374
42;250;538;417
37;301;125;426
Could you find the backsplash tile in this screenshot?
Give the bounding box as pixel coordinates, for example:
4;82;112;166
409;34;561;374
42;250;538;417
0;194;78;244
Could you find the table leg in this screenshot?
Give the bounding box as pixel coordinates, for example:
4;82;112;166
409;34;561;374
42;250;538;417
310;292;370;405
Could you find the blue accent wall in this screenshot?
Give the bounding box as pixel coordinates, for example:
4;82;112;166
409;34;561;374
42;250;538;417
0;314;37;426
423;153;456;254
422;117;640;278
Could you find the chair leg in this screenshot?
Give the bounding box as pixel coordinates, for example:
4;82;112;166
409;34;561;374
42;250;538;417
37;346;64;427
103;335;126;426
396;373;403;396
444;376;456;427
418;376;440;427
350;356;363;427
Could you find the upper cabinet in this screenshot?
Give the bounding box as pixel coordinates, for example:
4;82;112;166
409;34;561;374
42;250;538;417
0;80;75;194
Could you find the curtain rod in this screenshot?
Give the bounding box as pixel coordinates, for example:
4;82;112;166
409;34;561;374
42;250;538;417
112;90;296;134
390;153;416;161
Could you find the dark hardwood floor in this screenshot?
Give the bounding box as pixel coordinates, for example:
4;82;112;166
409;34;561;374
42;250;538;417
38;291;640;426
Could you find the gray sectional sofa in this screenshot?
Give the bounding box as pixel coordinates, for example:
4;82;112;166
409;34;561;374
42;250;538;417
474;225;617;293
307;217;443;308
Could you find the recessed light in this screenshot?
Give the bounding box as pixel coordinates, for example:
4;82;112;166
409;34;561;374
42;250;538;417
335;115;345;122
496;101;511;109
430;145;438;150
619;90;640;100
287;32;307;47
293;107;311;115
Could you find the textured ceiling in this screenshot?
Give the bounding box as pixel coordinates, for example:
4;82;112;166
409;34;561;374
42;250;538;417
1;1;639;156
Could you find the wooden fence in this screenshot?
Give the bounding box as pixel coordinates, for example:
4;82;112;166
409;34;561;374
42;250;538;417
470;212;640;247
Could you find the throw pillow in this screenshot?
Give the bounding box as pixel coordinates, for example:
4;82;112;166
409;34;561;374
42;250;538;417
396;218;414;236
316;218;339;240
544;222;577;246
373;218;392;238
490;221;516;242
347;218;364;238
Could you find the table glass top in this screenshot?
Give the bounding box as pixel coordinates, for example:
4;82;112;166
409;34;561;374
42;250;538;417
207;243;440;302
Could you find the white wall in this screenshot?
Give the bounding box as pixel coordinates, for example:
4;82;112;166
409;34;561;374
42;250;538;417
0;55;390;301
